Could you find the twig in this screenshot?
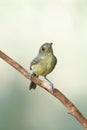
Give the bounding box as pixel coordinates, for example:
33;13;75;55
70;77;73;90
0;50;87;129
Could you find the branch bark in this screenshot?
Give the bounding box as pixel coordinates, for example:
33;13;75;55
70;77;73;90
0;50;87;129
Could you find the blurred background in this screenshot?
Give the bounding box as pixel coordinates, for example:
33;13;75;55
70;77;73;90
0;0;87;130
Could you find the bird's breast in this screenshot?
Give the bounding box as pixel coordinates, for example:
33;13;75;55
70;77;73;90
32;54;57;76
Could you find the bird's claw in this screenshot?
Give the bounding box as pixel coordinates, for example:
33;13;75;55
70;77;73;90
30;72;35;78
50;83;54;93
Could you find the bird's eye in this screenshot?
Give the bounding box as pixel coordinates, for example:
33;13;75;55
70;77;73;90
42;47;45;51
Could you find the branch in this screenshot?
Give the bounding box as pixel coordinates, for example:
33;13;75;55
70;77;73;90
0;50;87;129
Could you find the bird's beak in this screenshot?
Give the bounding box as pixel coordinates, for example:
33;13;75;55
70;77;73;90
49;43;53;46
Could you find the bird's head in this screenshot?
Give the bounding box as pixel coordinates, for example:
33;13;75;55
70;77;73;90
39;43;53;55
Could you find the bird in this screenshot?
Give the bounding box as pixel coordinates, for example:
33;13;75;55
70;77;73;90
29;42;57;92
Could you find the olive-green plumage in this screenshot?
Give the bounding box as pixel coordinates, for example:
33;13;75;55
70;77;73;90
29;43;57;90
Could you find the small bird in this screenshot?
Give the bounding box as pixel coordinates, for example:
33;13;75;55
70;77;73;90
29;43;57;92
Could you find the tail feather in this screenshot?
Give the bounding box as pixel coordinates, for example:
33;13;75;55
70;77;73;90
29;81;37;90
29;75;39;90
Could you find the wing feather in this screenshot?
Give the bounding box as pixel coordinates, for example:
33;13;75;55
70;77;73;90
30;55;42;70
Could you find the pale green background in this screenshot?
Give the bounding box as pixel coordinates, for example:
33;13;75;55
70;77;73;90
0;0;87;130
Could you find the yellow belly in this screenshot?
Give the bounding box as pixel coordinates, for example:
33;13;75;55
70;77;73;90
32;54;57;76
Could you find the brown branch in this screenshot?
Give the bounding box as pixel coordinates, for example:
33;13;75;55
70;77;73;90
0;50;87;129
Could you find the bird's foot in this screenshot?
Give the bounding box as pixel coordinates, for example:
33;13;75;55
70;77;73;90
50;83;54;93
30;71;35;78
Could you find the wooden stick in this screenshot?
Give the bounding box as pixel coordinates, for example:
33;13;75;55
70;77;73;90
0;50;87;129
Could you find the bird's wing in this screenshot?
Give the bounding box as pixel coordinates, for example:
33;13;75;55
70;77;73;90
30;55;42;70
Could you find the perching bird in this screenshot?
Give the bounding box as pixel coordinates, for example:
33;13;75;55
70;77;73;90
29;43;57;92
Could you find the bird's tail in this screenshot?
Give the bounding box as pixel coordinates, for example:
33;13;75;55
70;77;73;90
29;75;39;90
29;81;37;90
